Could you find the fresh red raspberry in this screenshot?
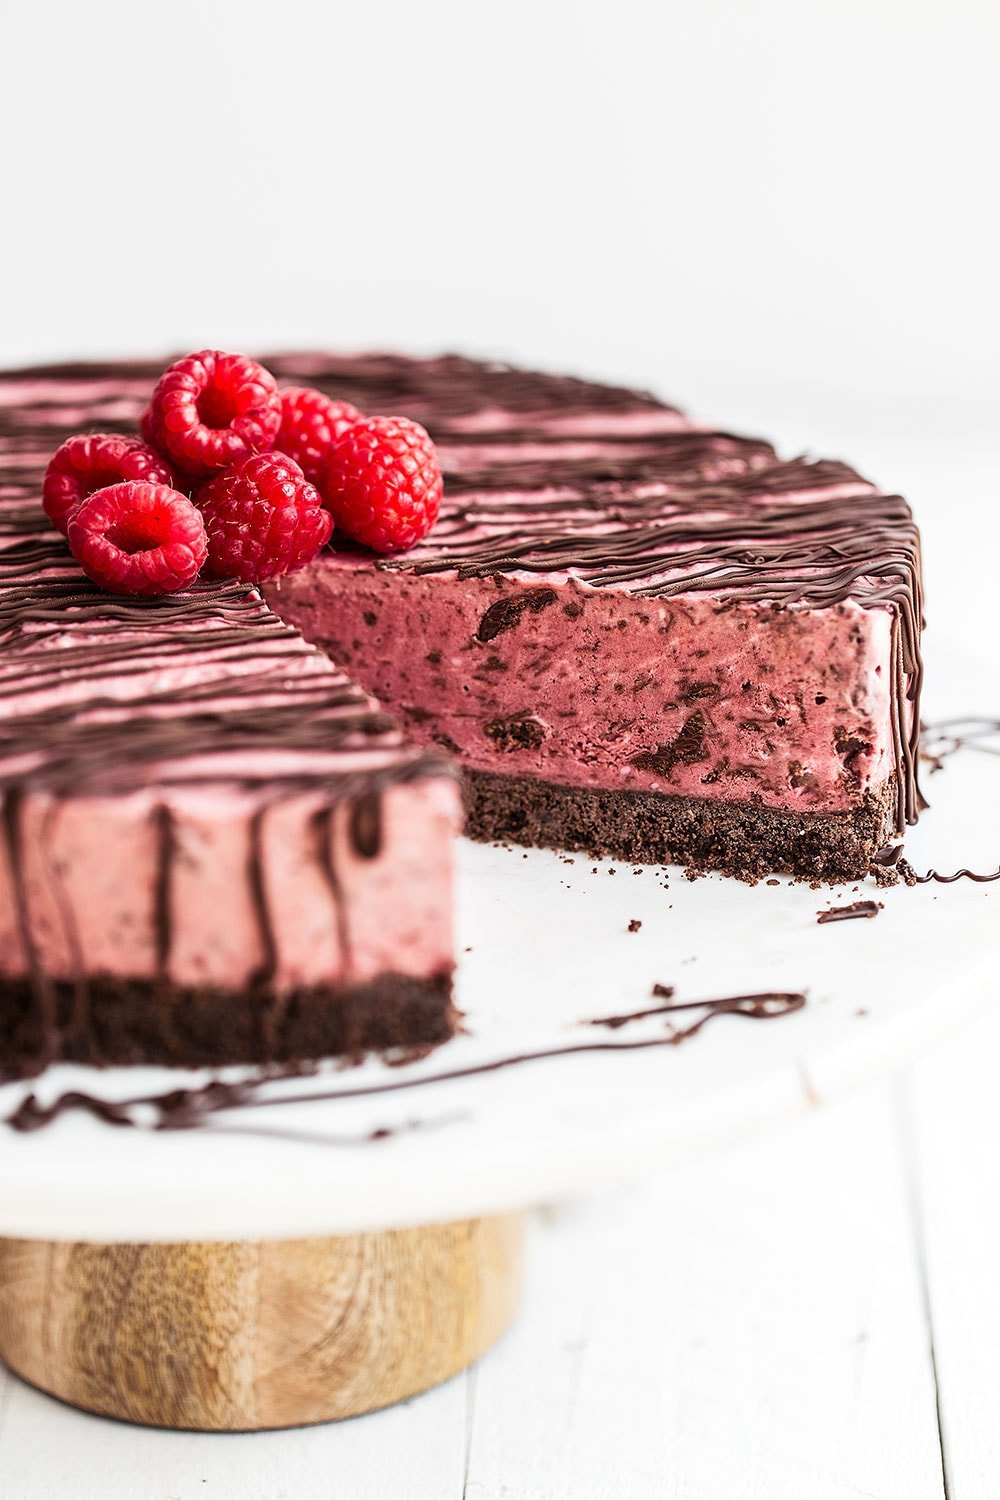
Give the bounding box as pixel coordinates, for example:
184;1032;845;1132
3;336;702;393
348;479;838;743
321;416;442;554
67;482;208;597
140;350;281;478
276;386;363;486
42;433;173;536
198;452;333;583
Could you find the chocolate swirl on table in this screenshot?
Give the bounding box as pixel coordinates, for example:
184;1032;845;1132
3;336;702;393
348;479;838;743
4;989;807;1134
899;861;1000;886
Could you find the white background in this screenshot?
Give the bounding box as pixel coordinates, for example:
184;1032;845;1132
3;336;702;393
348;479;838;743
1;1;999;1496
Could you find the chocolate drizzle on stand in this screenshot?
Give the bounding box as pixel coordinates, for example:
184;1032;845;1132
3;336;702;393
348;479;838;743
817;900;883;924
920;717;1000;773
890;718;1000;885
4;990;807;1135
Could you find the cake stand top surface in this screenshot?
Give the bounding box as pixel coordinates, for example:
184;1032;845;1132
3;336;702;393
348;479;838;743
0;701;995;1243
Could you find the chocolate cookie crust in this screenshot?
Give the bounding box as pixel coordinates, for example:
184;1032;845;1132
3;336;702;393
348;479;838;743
0;972;455;1082
464;770;898;881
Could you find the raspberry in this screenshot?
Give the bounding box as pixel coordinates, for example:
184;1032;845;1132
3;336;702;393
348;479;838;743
321;416;442;554
198;452;333;583
140;350;281;478
276;386;363;486
67;482;207;597
42;433;173;536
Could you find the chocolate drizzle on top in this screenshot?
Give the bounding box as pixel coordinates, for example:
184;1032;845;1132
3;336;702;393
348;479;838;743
4;988;807;1134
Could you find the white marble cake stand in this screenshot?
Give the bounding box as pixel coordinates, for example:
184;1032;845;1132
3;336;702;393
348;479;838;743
0;710;995;1430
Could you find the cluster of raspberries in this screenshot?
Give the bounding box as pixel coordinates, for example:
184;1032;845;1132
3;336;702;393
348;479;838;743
42;350;443;596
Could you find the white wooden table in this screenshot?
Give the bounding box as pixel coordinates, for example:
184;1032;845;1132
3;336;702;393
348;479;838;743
1;992;995;1500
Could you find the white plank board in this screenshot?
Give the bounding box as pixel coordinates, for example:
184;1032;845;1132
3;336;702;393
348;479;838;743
464;1088;945;1500
908;1002;1000;1500
0;1361;469;1500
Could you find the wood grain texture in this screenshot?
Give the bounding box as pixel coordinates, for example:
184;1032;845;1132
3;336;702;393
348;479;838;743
907;1002;1000;1499
0;1215;523;1431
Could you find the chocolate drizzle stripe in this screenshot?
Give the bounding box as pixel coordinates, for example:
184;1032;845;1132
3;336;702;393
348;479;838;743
4;990;807;1133
1;788;56;1068
350;792;383;859
312;806;353;966
247;805;279;993
40;799;90;1044
154;804;175;981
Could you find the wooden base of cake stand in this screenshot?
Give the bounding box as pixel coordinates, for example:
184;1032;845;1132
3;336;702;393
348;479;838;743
0;1214;523;1431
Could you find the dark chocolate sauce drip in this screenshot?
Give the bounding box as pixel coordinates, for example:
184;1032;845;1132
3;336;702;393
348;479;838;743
40;799;90;1046
817;900;883;924
154;804;175;981
311;806;352;964
247;805;279;992
350;792;383;859
1;789;56;1070
5;989;807;1134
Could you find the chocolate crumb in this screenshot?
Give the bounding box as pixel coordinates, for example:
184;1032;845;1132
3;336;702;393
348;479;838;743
651;982;676;999
483;712;546;752
477;588;557;642
628;919;642;933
